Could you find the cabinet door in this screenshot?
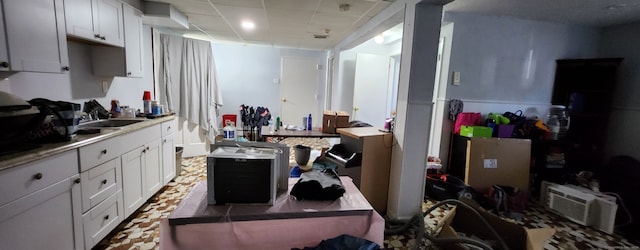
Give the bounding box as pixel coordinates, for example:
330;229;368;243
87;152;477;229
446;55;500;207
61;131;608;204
145;138;163;197
121;146;145;217
94;0;124;47
3;0;69;73
123;3;144;77
162;135;176;184
64;0;95;40
0;176;83;250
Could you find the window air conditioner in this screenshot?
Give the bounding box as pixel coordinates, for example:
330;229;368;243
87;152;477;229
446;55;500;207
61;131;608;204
545;184;618;234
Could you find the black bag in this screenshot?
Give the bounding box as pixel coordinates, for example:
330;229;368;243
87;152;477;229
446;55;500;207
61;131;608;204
290;169;345;201
27;98;80;142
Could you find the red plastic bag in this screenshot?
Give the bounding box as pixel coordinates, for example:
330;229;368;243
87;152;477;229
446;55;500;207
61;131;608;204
454;112;482;133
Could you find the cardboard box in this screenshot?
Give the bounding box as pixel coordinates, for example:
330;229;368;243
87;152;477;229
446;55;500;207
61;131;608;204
335;111;350;129
322;110;337;133
464;137;531;193
322;110;350;133
438;198;555;250
460;126;493;138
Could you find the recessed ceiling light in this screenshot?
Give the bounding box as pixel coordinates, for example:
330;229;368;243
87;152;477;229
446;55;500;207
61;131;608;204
374;35;384;44
241;20;255;30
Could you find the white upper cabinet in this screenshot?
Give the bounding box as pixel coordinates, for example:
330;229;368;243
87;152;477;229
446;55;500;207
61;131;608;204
0;0;70;73
65;0;124;47
122;3;144;77
91;3;144;77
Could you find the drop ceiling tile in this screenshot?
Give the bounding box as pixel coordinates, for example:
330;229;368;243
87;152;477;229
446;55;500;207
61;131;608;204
169;1;219;16
210;0;264;8
215;5;269;28
264;0;320;11
365;2;391;17
310;12;359;28
317;0;377;17
189;14;231;31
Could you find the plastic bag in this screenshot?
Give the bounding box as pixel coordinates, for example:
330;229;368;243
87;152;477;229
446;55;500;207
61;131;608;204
454;112;482;134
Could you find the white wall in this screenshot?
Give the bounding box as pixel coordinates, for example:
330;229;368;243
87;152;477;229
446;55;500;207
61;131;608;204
4;25;155;113
443;13;601;114
600;21;640;161
211;43;327;126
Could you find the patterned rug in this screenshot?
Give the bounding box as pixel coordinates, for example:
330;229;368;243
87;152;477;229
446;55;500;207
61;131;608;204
95;154;639;250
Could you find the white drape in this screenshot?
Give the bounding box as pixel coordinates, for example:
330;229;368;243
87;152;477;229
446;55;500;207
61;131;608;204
154;31;223;141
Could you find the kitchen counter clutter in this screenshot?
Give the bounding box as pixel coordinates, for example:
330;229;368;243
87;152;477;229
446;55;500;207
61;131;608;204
0;115;177;250
0;115;175;171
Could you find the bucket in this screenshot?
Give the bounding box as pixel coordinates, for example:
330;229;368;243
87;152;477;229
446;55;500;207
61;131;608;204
294;145;311;166
175;147;183;178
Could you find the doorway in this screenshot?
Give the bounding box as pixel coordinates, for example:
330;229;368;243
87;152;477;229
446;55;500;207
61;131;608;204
280;56;320;127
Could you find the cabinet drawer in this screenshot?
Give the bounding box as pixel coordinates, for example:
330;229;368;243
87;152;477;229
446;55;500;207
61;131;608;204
79;136;123;172
0;150;78;206
83;191;123;248
161;118;177;137
81;158;121;212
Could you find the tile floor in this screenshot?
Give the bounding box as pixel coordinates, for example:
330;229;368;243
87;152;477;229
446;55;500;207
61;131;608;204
94;139;639;250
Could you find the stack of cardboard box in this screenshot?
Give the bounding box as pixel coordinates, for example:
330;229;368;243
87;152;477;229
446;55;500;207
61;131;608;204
322;110;350;133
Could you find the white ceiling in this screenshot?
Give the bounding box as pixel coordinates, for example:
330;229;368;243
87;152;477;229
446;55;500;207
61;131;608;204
145;0;640;50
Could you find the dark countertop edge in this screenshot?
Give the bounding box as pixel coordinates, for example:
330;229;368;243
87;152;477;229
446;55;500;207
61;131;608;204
0;115;176;171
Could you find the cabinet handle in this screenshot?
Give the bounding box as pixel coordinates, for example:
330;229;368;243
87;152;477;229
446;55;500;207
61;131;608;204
62;66;70;71
0;61;9;68
127;72;132;76
100;35;106;40
142;149;146;153
94;34;100;39
74;178;81;184
33;173;43;180
104;215;109;220
146;146;150;150
101;149;108;154
163;139;167;143
102;179;107;185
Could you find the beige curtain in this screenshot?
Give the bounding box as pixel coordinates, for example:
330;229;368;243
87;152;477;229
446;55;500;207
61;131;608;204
153;30;223;140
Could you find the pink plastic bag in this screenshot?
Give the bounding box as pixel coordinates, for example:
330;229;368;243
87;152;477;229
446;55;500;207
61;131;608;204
454;112;482;134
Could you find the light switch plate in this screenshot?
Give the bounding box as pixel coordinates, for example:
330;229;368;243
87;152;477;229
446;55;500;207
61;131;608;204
453;71;461;85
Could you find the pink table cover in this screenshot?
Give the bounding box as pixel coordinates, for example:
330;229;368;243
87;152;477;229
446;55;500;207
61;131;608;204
160;177;384;249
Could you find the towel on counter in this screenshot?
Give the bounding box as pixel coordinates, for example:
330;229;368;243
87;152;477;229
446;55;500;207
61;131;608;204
290;169;345;201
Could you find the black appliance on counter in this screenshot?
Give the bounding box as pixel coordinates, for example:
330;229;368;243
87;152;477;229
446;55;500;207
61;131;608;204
0;91;46;151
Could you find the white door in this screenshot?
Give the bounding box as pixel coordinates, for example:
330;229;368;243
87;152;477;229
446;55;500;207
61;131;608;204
280;57;319;128
353;53;394;128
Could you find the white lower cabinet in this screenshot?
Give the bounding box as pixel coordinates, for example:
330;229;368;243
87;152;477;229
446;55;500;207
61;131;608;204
145;138;163;196
82;191;124;247
0;151;83;250
121;145;145;217
0;119;173;250
162;118;177;184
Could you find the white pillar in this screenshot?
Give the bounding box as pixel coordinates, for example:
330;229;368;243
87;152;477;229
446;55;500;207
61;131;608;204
387;1;447;220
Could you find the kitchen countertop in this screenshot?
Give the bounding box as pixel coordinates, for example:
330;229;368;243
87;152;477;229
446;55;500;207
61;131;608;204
0;115;176;172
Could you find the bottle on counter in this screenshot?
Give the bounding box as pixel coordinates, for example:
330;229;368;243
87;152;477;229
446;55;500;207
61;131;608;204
223;121;236;141
307;114;312;131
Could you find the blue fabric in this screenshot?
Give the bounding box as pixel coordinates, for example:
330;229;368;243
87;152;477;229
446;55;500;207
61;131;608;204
291;234;381;250
290;166;302;177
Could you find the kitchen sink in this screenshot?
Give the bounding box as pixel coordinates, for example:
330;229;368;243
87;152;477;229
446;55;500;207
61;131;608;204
78;119;145;129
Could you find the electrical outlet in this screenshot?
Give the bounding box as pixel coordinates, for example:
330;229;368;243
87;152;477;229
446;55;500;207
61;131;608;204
453;72;461;85
102;81;108;93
